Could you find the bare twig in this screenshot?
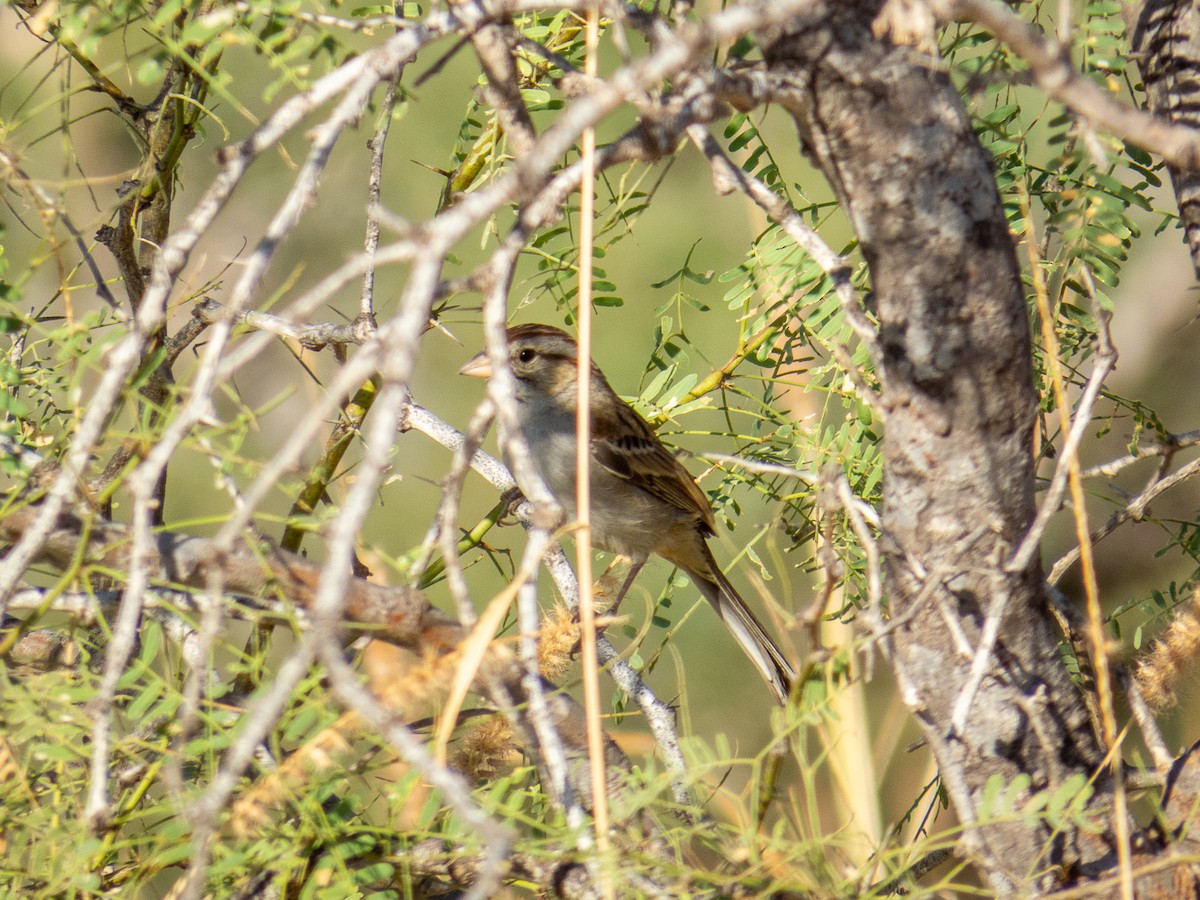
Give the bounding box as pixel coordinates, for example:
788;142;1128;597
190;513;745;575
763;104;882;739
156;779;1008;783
0;435;46;473
84;447;158;828
835;475;883;625
432;397;501;625
0;147;121;313
1023;227;1131;893
692;451;821;489
309;373;508;900
194;297;379;350
515;550;585;827
471;20;539;156
1121;672;1174;772
1078;428;1200;481
1049;454;1200;584
361;77;400;323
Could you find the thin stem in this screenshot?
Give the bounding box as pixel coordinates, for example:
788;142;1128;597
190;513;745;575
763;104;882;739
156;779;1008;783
1022;208;1132;900
576;1;612;885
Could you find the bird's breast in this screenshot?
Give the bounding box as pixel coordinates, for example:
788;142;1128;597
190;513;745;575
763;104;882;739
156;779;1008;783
514;414;691;559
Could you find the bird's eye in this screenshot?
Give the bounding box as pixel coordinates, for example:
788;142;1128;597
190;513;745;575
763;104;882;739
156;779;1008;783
517;348;537;363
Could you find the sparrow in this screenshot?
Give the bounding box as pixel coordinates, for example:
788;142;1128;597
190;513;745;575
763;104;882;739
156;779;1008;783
459;323;794;704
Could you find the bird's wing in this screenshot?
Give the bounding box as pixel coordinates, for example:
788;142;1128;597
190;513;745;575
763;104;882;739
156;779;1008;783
590;400;717;535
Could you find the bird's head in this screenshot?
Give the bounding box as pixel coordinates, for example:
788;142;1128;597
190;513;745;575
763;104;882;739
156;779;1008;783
458;324;603;406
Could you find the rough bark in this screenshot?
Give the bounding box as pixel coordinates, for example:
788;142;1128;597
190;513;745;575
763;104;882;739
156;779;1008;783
1132;0;1200;278
761;3;1105;892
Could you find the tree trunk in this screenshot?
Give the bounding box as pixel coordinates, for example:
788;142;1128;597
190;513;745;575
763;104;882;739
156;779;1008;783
761;4;1106;891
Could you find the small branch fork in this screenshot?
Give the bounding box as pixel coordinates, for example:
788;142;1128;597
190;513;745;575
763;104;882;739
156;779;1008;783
194;298;379;351
1050;453;1200;585
0;13;450;618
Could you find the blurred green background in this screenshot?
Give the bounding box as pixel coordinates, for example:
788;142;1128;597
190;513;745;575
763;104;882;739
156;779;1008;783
2;2;1199;867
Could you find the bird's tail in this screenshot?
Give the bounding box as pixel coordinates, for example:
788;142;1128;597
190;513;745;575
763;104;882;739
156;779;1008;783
690;548;795;705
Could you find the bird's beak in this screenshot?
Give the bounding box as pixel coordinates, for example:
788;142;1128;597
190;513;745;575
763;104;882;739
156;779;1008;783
457;351;492;379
